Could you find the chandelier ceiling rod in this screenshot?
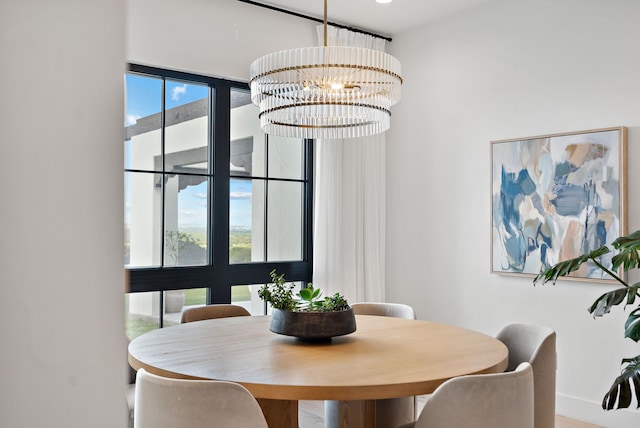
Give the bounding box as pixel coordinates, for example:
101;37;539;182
323;0;328;47
237;0;392;42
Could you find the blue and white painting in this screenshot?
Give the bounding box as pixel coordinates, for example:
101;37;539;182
491;128;626;281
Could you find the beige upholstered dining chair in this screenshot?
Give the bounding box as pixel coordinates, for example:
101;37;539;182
126;336;136;428
496;323;557;428
325;301;417;428
402;362;534;428
180;304;250;323
124;304;251;426
351;301;417;319
126;380;135;428
134;368;268;428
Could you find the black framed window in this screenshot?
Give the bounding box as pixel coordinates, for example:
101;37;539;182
124;64;313;337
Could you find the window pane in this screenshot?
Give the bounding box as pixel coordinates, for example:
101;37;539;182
183;288;207;307
125;74;162;171
231;282;303;315
165;80;209;174
267;181;303;261
163;175;208;266
268;135;303;179
126;292;160;339
230;136;256;176
163;290;184;326
230;179;265;263
125;171;162;268
231;285;260;314
230;88;265;177
165;288;207;325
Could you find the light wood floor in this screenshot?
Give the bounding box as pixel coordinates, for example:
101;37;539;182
298;400;603;428
556;415;603;428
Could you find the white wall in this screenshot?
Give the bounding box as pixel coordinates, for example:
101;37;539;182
0;1;126;427
127;0;317;81
386;0;640;426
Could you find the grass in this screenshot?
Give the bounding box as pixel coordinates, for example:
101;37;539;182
232;285;252;301
126;316;159;339
184;288;206;306
183;286;252;304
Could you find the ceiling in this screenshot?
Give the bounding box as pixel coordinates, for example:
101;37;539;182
248;0;495;38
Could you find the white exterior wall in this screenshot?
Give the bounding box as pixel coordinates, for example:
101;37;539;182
387;0;640;426
128;128;161;267
128;117;209;269
231;103;267;263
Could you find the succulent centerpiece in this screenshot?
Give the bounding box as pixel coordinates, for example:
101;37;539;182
259;270;356;342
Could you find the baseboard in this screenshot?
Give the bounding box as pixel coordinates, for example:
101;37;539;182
556;393;640;428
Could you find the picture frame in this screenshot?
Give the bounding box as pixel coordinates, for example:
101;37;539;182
491;127;627;282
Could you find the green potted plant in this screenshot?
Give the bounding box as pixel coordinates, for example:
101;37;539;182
533;229;640;410
259;270;355;341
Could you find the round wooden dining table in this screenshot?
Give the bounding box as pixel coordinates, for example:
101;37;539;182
128;314;508;428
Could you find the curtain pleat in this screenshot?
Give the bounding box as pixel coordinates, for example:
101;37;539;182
312;25;386;304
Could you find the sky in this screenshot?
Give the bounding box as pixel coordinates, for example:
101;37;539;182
125;74;253;230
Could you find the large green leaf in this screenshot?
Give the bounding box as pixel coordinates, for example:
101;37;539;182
602;355;640;410
587;284;640;318
625;307;640;342
625;283;640;307
533;246;610;285
612;230;640;272
588;288;628;317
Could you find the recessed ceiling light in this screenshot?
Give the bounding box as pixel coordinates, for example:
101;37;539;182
376;0;392;4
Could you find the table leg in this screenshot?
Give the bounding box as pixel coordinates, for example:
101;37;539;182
327;400;376;428
257;398;299;428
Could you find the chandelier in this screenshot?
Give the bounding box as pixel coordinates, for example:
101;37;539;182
249;0;402;139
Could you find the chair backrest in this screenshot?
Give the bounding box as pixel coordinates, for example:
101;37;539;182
496;323;556;428
134;369;268;428
126;336;137;385
126;336;136;428
351;302;416;320
181;304;250;323
326;301;416;428
414;362;534;428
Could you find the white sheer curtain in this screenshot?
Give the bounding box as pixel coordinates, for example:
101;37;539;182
312;25;386;304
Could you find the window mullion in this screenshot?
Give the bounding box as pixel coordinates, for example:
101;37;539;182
206;84;215;305
211;80;232;303
160;78;167;269
303;139;314;265
159;78;167;327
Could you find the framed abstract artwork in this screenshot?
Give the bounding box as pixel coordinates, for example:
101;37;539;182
491;127;627;282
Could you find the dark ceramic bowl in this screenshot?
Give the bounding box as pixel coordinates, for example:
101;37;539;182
269;307;357;342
